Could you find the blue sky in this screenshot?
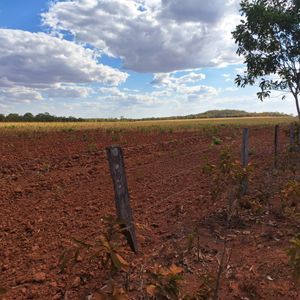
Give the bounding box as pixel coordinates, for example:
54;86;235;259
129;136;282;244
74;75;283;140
0;0;296;118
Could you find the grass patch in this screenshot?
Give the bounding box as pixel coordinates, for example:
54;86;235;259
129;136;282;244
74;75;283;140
0;117;295;133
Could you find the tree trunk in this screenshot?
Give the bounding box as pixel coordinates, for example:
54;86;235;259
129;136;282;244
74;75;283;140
295;94;300;121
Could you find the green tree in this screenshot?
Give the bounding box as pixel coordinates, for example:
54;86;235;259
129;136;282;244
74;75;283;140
6;113;20;122
23;112;34;122
35;112;55;122
232;0;300;119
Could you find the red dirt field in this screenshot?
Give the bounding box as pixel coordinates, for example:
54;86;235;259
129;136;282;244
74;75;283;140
0;126;299;299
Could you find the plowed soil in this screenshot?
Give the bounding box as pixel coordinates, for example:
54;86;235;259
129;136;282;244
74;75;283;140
0;126;299;299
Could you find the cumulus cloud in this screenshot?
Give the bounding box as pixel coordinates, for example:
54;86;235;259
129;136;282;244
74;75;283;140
0;29;128;102
99;87;126;97
0;86;43;103
43;0;241;73
152;72;206;88
44;85;93;98
150;71;217;98
98;73;218;108
60;83;228;119
160;0;233;24
99;86;156;104
222;73;232;82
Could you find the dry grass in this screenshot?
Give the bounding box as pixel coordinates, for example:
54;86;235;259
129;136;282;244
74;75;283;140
0;117;295;133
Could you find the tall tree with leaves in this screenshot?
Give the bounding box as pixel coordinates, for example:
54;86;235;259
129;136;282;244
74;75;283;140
232;0;300;119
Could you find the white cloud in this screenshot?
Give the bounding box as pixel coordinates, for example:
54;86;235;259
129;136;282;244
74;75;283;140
98;86;161;105
150;71;217;99
160;0;234;24
43;0;242;73
152;72;206;86
99;87;126;97
152;72;206;90
44;85;93;98
0;29;128;103
45;88;296;119
235;67;247;74
222;73;232;82
0;86;43;103
96;74;218;110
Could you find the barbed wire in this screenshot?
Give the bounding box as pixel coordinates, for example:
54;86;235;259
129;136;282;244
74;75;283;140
135;180;205;214
1;126;290;174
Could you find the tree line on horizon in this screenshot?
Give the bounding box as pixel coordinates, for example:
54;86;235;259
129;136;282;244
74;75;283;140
0;110;292;123
0;112;84;122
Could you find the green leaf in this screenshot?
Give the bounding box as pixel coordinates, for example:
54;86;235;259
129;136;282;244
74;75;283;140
110;252;122;271
72;238;92;249
232;0;300;117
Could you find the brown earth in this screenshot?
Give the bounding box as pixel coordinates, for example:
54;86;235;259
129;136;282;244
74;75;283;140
0;125;299;299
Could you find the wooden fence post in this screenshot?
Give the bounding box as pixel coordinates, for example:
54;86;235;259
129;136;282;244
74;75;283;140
297;124;300;152
106;146;138;253
241;128;249;195
290;123;295;152
274;125;279;169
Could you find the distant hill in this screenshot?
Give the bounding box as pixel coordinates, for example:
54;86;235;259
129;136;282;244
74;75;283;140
138;110;291;121
181;110;290;119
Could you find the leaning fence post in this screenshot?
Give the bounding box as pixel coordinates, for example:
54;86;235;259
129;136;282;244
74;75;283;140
106;146;138;253
241;128;249;195
290;123;295;152
297;123;300;152
274;125;279;169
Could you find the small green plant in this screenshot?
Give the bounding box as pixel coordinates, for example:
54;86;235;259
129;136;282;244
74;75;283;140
146;263;184;300
206;148;249;198
59;216;130;276
90;275;129;299
41;163;51;173
82;133;89;142
202;163;215;175
248;148;256;156
187;230;197;253
204;147;252;222
87;143;97;152
184;273;214;300
240;197;265;214
111;132;121;142
211;127;219;135
211;136;222;146
4;125;16;129
139;126;150;134
158;126;167;134
280;150;299;174
285;122;300;152
61;127;74;133
280;180;300;218
186;227;201;262
288;234;300;280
